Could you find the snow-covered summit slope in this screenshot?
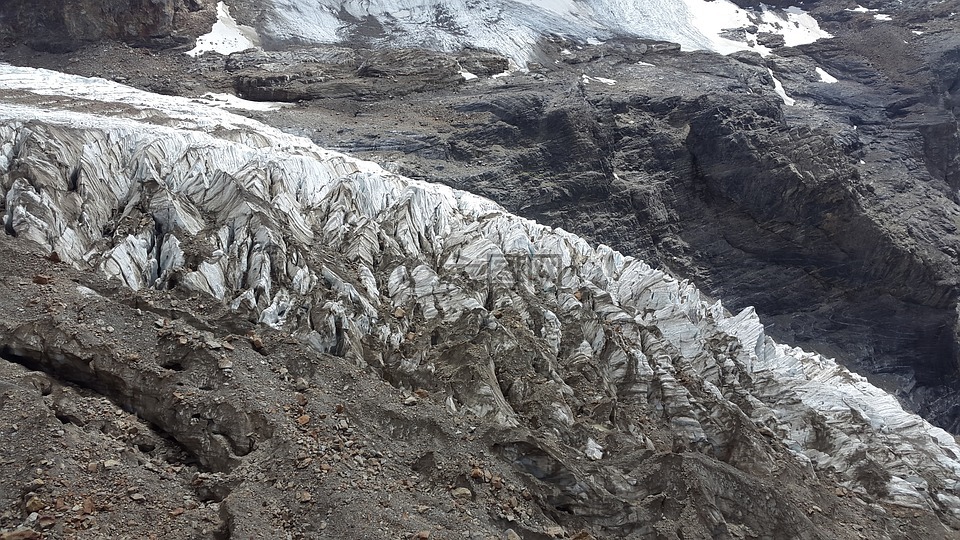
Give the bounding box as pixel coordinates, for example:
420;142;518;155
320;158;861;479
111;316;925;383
242;0;830;66
2;64;960;527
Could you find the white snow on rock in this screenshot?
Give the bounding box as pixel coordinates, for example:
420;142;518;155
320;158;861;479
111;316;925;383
585;438;604;460
187;1;261;57
4;64;960;519
846;3;894;21
195;92;285;111
768;68;796;106
582;74;617;85
257;0;831;67
815;67;839;83
684;1;832;55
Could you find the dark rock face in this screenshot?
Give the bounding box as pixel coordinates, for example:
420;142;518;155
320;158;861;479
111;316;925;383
0;0;214;52
226;47;488;101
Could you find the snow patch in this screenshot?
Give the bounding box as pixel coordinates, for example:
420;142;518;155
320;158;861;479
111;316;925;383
768;69;795;106
815;67;838;84
187;2;260;57
680;1;832;55
874;13;893;21
460;70;479;81
582;74;616;85
0;64;289;135
195;92;285;111
585;438;604;460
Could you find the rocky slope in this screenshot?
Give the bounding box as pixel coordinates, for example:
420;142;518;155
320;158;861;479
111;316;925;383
2;63;960;539
2;0;960;538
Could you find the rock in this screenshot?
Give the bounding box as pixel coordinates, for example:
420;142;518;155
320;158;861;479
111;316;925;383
102;459;120;469
456;48;509;77
218;357;234;373
229;47;463;103
414;531;431;539
0;0;214;52
296;414;311;426
503;530;521;540
31;274;51;285
130;493;146;502
545;526;565;538
23;496;43;513
298;491;312;503
249;335;265;353
755;32;785;48
451;487;472;500
403;396;419;406
0;530;42;540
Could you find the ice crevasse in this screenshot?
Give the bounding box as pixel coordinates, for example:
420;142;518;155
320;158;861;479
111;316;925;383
2;64;960;525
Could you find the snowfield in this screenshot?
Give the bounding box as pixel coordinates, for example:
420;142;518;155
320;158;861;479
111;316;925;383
231;0;833;66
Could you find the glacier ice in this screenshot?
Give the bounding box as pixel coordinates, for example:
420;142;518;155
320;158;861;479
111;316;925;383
249;0;832;67
2;63;960;519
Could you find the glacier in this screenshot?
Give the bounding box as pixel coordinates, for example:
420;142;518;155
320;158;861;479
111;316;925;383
240;0;832;66
2;62;960;526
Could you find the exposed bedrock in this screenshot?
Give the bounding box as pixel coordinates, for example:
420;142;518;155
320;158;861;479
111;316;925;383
226;47;483;102
0;0;215;52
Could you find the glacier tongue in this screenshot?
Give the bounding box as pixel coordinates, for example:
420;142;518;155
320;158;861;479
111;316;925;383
2;63;960;520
